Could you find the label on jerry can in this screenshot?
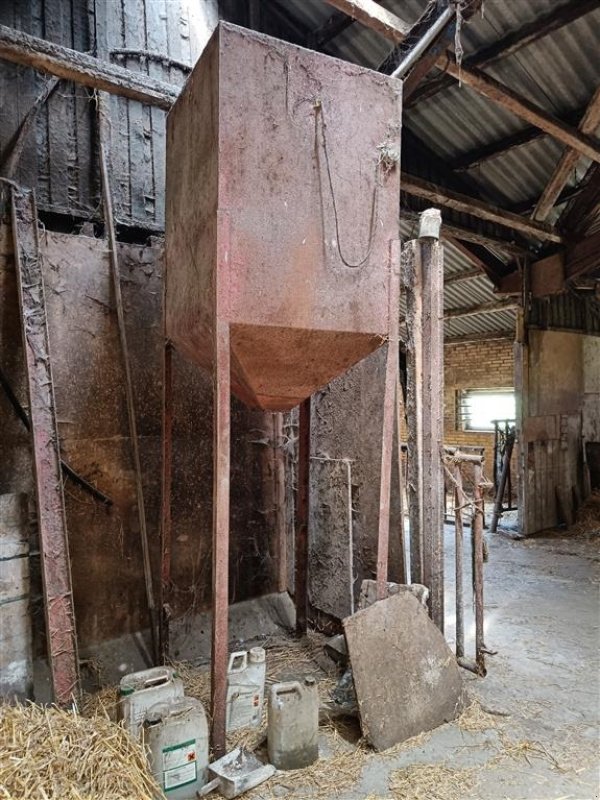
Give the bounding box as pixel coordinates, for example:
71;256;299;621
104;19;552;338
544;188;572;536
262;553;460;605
162;738;197;791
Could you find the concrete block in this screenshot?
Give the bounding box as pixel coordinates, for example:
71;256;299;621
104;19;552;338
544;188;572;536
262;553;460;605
358;579;429;610
344;592;464;751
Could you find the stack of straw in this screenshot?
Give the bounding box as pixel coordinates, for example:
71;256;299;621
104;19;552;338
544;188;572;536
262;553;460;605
0;702;163;800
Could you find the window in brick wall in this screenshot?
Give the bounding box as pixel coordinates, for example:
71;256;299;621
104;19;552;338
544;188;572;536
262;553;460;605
457;388;516;432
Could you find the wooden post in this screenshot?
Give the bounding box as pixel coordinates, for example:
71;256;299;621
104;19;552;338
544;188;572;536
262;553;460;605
159;340;173;663
452;463;465;659
403;209;445;630
295;398;311;635
211;319;231;759
376;241;400;599
472;462;486;676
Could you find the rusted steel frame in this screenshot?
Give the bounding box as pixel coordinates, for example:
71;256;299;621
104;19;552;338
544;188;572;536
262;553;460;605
273;412;287;594
159;339;173;663
98;131;158;663
211;318;231;759
376;241;400;600
452;463;465;660
472;462;486;676
295;397;311;635
11;187;80;705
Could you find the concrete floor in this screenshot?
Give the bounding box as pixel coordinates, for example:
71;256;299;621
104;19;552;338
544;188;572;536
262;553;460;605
269;526;600;799
44;519;598;799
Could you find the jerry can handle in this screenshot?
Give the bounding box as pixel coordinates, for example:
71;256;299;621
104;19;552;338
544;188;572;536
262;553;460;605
228;651;248;674
143;673;169;689
270;681;302;699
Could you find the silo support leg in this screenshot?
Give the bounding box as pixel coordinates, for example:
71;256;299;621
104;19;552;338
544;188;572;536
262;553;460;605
211;319;231;759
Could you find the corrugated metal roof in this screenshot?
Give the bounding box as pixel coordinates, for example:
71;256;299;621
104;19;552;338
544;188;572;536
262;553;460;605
278;0;597;340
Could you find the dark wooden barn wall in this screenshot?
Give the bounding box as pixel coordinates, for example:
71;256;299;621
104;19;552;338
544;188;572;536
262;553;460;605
517;330;587;535
0;226;275;646
0;0;95;217
0;0;218;228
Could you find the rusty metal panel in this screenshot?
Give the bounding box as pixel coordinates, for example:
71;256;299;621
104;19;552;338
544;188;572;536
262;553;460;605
11;188;80;704
166;23;402;411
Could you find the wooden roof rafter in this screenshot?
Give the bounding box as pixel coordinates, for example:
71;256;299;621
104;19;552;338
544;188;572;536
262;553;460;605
532;85;600;222
323;0;600;164
406;0;599;108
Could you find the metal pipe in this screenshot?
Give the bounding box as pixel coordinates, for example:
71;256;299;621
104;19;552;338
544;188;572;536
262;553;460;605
391;6;454;79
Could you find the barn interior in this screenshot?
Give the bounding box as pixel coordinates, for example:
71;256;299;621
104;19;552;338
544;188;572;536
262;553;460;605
0;1;599;799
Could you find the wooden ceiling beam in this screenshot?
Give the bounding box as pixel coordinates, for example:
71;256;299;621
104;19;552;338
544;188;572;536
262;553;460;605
323;0;410;43
445;237;510;285
441;61;600;164
532;85;600;221
406;0;598;108
451;107;583;172
445;330;514;344
444;267;485;285
402;173;564;243
310;10;355;48
323;1;600;163
444;298;518;320
0;23;178;109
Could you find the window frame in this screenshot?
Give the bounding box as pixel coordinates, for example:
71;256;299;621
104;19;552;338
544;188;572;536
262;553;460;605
456;387;516;433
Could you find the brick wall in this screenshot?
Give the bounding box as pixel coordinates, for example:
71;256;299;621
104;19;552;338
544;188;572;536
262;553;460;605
444;339;515;454
444;339;515;497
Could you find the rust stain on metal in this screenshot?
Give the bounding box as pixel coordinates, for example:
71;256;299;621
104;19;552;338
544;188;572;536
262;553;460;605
11;187;80;705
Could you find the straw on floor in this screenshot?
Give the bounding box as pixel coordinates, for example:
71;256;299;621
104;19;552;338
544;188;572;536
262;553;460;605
0;702;163;800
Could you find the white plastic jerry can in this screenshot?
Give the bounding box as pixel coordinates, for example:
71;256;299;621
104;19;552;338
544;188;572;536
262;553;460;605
143;697;209;799
226;647;266;732
267;677;319;770
118;666;184;738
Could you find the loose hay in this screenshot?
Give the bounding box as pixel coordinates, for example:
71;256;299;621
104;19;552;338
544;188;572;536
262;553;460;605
0;702;162;800
389;763;478;800
571;489;600;536
457;699;505;733
246;728;367;800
